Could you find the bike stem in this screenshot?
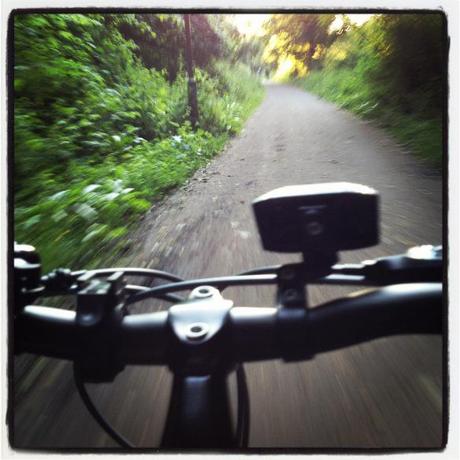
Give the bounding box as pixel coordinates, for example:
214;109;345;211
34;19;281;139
161;373;235;448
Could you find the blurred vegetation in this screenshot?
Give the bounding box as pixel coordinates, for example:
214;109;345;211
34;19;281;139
14;13;264;271
14;13;445;272
290;14;444;166
209;14;269;75
263;14;340;77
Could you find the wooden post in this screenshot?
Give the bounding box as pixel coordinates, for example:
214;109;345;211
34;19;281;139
184;14;199;128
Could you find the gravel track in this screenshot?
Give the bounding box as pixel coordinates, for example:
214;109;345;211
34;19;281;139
12;84;443;449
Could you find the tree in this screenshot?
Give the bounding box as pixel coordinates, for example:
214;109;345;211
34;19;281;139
373;14;444;114
262;14;337;76
116;14;224;81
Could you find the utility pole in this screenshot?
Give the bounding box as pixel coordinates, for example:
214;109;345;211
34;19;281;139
184;14;199;128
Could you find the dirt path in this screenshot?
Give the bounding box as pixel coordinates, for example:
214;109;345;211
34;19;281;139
13;84;443;449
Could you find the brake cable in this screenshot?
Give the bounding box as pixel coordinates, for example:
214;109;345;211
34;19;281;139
71;267;184;283
235;364;250;448
74;354;251;448
125;274;278;306
73;365;134;448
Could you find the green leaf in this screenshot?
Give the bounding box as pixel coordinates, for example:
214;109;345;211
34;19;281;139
82;224;108;242
104;192;120;201
23;215;41;229
107;227;128;239
83;184;101;193
49;190;69;201
52;209;68;222
74;203;98;220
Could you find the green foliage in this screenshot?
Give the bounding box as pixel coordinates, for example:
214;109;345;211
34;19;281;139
371;14;444;116
263;14;338;76
197;61;265;134
116;14;224;82
116;14;182;81
14;13;264;271
190;15;224;69
14;127;226;270
296;13;444;167
208;15;270;75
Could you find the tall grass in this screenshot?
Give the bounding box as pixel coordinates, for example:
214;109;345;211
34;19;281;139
295;15;443;168
297;69;442;166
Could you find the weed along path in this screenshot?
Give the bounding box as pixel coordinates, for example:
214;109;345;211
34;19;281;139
13;84;443;448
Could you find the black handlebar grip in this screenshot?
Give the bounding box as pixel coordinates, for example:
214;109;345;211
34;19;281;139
15;306;170;365
306;283;442;355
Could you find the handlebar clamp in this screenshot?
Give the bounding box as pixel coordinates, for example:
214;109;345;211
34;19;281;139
75;271;127;382
276;264;314;361
277;264;308;308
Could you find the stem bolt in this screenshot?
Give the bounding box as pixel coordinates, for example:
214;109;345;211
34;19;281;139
186;322;209;341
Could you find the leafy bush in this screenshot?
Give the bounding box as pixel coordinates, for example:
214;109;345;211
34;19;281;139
197;61;264;134
14;13;264;271
14;127;227;270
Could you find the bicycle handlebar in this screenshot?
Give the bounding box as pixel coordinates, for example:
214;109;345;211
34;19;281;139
15;282;442;368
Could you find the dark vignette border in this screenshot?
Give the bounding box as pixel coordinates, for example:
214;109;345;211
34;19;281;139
6;6;450;454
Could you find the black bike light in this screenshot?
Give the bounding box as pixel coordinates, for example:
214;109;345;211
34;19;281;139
252;183;379;253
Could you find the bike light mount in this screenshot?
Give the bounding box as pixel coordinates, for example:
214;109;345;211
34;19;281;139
254;183;378;309
277;264;309;308
276;264;314;360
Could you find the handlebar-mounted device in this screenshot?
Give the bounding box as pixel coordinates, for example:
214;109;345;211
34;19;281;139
253;182;379;257
253;183;379;309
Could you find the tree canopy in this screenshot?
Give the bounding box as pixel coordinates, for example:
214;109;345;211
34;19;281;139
262;14;337;77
